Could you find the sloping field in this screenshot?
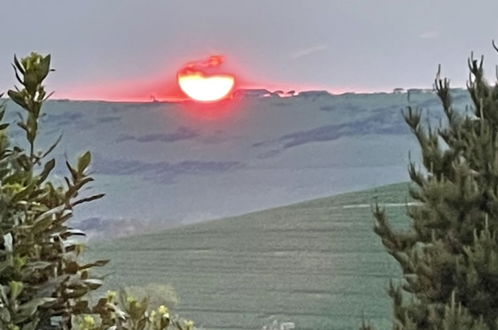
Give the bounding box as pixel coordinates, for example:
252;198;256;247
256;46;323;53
86;182;413;329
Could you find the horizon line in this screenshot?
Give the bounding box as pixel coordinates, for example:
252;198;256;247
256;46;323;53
0;85;471;103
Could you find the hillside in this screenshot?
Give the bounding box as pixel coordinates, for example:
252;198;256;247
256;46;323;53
86;182;412;330
3;89;471;238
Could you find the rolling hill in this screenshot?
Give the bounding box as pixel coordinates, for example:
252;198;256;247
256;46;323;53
4;88;462;327
4;89;471;238
85;182;413;330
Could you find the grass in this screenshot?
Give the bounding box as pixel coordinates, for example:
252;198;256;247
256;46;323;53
85;182;412;330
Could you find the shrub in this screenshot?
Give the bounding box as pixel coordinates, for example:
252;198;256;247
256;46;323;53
124;284;179;311
0;52;195;330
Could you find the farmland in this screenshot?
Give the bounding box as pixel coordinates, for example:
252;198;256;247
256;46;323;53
86;182;412;329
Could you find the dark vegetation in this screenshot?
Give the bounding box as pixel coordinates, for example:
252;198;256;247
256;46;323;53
368;46;498;329
0;53;194;329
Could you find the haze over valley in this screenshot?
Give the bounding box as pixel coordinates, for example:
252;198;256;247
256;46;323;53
5;88;471;238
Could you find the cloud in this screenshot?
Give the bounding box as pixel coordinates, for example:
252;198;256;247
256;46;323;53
290;44;328;60
419;31;439;39
41;111;95;130
253;106;413;155
91;154;243;183
42;112;83;125
320;104;363;112
279;111;408;149
98;116;121;123
117;126;199;143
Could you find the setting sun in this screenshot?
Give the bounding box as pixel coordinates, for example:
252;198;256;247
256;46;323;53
177;55;235;102
178;72;235;102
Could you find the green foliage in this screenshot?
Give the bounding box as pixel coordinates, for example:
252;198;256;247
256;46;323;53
373;47;498;329
0;52;196;329
70;290;194;330
124;284;178;311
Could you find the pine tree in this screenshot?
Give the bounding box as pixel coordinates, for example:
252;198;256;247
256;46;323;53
373;45;498;329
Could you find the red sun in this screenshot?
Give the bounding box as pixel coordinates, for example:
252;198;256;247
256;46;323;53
177;55;235;102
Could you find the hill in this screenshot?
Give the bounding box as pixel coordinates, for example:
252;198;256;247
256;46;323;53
4;89;471;238
86;182;412;330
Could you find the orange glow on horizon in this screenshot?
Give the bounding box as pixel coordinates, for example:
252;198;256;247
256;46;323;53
53;83;379;103
52;52;385;102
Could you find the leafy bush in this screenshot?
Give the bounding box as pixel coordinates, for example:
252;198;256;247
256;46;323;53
373;46;498;329
0;52;195;329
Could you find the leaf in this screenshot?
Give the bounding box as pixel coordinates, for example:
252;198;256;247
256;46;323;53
25;261;52;271
64;176;71;189
37;158;55;184
66;160;78;182
79;259;110;270
77;151;91;174
52;210;73;225
26;114;38;144
17;121;28;132
21;320;40;330
64;286;90;300
42;91;54;102
0;288;11;322
3;233;12;253
13;54;25;74
60;228;86;239
8;90;26;109
65;260;80;274
16;297;57;322
11;181;37;203
72;300;90;314
0;260;11;274
0;285;9;304
32;204;66;226
32;276;67;299
38;54;51;81
32;214;54;234
3;171;27;185
16;154;31;171
72;193;105;207
42;134;62;158
9;281;23;301
74;176;95;191
23;70;39;94
12;64;24;85
83;279;103;290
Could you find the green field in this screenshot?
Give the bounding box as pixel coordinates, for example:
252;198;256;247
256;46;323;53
85;182;413;330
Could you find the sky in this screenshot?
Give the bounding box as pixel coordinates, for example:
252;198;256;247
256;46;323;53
2;0;498;101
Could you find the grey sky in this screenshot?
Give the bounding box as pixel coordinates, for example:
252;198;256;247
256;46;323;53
2;0;498;100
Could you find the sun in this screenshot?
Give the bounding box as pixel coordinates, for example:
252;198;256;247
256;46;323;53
177;55;236;102
178;72;235;102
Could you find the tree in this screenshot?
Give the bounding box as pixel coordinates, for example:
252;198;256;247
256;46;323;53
0;53;195;330
373;45;498;329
